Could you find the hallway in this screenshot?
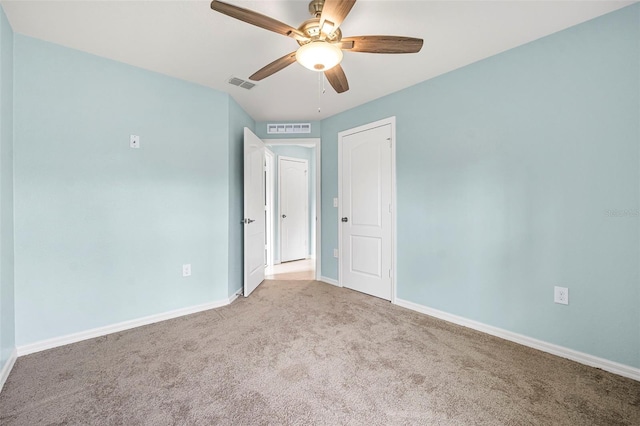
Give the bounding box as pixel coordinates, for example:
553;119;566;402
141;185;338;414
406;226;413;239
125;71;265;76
265;259;315;280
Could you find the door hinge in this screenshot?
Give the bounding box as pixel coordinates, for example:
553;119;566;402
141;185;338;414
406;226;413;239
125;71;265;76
388;269;392;278
389;204;392;213
387;137;392;148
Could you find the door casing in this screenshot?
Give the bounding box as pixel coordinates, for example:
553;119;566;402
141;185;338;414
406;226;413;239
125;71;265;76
338;117;397;303
265;148;275;268
264;138;321;280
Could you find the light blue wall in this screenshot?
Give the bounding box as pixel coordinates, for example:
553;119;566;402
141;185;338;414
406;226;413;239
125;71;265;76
0;6;14;371
228;98;255;296
13;35;235;346
321;5;640;368
267;145;315;263
256;121;321;139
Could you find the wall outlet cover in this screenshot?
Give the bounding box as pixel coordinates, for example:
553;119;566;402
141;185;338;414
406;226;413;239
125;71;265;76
182;264;191;277
554;286;569;305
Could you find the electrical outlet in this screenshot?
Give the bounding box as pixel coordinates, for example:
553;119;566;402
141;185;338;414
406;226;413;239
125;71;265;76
554;286;568;305
333;249;338;258
182;264;191;277
333;198;338;207
130;134;140;148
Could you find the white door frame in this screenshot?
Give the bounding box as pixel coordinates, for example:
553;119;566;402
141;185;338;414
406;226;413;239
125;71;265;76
265;148;275;268
278;156;309;262
338;117;397;303
264;138;321;280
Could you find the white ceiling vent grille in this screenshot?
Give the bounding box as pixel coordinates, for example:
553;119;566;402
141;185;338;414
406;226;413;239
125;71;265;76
227;76;256;90
267;123;311;134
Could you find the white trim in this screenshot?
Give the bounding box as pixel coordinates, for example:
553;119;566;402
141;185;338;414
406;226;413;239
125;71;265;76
319;276;341;287
338;116;397;302
264;138;317;147
264;138;322;280
265;148;275;268
0;348;17;393
395;298;640;382
17;297;235;357
229;290;241;303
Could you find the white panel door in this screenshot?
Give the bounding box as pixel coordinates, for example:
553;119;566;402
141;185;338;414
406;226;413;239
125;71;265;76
280;157;309;262
340;123;393;300
243;128;265;297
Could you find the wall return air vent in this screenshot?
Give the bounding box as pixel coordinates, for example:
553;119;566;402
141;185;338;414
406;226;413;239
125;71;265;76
267;123;311;134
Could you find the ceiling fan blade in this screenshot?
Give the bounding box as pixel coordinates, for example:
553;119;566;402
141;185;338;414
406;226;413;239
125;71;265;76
324;65;349;94
320;0;356;33
335;40;355;50
249;51;298;81
341;36;424;54
211;1;307;41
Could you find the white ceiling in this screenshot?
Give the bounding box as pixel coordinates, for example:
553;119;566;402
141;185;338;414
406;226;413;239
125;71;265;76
1;1;634;121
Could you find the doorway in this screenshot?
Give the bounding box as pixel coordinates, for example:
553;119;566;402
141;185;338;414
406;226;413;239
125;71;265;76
264;138;321;281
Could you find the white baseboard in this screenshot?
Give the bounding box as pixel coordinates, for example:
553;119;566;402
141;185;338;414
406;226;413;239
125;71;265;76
395;298;640;382
229;290;242;303
319;276;340;287
0;348;17;393
17;297;234;357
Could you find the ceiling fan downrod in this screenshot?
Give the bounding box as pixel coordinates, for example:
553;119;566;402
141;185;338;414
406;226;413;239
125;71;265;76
308;0;325;18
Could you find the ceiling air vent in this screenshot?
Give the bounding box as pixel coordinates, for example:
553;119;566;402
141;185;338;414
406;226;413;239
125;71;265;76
267;123;312;134
227;76;256;90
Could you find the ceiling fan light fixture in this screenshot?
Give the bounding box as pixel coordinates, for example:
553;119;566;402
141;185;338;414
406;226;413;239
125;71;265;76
296;41;343;72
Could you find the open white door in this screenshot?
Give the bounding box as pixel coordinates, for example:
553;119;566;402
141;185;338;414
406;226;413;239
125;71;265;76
243;127;265;297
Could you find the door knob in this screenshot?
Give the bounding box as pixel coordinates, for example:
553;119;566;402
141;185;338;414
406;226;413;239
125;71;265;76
341;217;348;222
243;218;255;224
282;214;287;219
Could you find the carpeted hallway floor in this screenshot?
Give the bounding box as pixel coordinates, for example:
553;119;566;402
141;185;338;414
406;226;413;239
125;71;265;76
1;280;638;425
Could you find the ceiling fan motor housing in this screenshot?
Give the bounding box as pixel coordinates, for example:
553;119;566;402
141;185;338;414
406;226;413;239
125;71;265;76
297;19;342;46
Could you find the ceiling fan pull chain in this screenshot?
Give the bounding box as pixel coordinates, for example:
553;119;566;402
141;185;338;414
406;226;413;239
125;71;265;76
318;72;322;113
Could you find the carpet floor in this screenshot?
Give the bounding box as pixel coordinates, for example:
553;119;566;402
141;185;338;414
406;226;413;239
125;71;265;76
1;280;639;425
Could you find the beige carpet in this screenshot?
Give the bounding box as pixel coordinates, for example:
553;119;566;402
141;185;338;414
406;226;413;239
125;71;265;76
1;280;638;425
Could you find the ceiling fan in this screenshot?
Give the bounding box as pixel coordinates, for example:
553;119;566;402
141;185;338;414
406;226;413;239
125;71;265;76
210;0;424;94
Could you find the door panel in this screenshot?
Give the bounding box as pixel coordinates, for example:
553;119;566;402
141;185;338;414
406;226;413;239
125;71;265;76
243;128;265;297
351;142;382;227
280;157;309;262
351;235;382;278
341;123;392;300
